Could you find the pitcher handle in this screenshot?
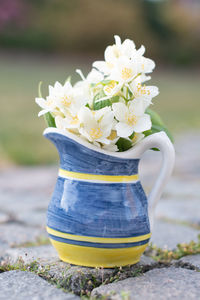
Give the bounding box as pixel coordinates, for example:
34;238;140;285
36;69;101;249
142;132;175;228
124;131;175;229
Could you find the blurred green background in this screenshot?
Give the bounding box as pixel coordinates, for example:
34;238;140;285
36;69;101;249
0;0;200;165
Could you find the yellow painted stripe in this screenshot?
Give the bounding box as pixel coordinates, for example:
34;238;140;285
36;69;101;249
50;239;149;267
59;168;139;183
47;226;151;244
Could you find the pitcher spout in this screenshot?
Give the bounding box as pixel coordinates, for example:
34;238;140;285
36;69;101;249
43;127;140;175
43;127;163;160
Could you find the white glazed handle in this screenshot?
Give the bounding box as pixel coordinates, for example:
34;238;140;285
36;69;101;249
131;131;175;229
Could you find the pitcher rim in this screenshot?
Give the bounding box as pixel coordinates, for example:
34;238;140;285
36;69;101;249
43;127;145;160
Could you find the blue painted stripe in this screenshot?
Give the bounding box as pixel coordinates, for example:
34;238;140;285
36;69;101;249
47;224;151;239
44;132;139;175
48;234;150;248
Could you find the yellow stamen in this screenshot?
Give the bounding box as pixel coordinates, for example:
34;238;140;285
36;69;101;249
90;128;103;139
108;130;117;141
52;110;64;117
46;99;53;106
61;95;72;107
132;133;138;143
126;113;137;126
104;80;117;94
70;115;79;125
136;84;150;95
121;67;133;81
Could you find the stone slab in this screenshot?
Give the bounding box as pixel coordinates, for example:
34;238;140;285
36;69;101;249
178;254;200;271
0;212;10;224
9;254;156;296
0;270;79;300
91;267;200;299
0;166;56;227
0;223;47;247
155;197;200;226
163;177;200;199
3;245;57;264
0;192;49;218
0;240;9;257
0;166;57;192
46;254;158;295
151;219;200;249
17;210;47;228
1;242;157;296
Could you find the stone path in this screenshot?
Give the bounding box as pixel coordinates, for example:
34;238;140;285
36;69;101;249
0;270;79;300
91;267;200;299
0;132;199;299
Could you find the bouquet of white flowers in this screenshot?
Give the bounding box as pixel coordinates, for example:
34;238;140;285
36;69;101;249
36;35;172;152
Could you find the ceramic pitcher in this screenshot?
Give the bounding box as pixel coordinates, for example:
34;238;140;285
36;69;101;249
44;128;175;268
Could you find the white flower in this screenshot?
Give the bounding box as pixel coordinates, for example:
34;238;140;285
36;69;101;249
109;56;138;84
129;79;159;109
55;113;80;131
102;130;119;152
36;81;88;121
86;69;104;84
36;35;160;153
112;101;151;138
93;35;136;75
139;73;152;83
136;56;155;74
76;68;104;106
35;96;58;117
93;35;155;82
55;81;87;117
100;80;122;101
102;143;118;152
35;81;63;117
76;68;104;84
78;106;115;145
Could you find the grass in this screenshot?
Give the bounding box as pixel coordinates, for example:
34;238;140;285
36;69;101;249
146;234;200;264
1;52;200;165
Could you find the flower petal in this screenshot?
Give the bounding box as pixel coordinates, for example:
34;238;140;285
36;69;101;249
93;61;109;74
112;102;128;123
114;35;121;47
115;122;133;138
35;97;46;108
129;99;145;116
133;114;152;133
38;109;49;117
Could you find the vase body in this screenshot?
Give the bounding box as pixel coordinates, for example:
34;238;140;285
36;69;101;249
44;128;174;268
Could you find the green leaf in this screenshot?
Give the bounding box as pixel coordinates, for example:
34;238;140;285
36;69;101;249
44;112;56;128
143;124;174;150
90;83;96;87
93;90;108;110
93;99;111;110
110;96;120;103
146;108;164;127
93;91;120;110
129;132;135;140
93;90;106;101
85;103;90;108
116;138;132;152
146;108;174;143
